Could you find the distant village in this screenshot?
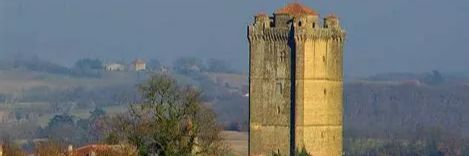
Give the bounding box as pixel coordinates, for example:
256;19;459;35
104;59;168;73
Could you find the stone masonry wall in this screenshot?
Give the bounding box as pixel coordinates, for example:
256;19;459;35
249;11;345;156
249;28;293;155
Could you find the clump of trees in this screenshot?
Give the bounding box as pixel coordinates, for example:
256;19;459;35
74;58;103;71
0;55;106;77
206;58;236;74
422;70;445;85
173;57;238;75
344;126;469;155
71;58;104;77
173;57;206;75
37;108;108;146
146;59;162;71
38;114;85;144
7;55;70;75
105;74;228;155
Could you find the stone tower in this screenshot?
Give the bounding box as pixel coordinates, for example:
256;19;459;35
248;3;345;156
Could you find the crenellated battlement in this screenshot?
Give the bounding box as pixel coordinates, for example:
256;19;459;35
248;26;345;42
248;11;345;42
294;29;346;41
250;12;342;29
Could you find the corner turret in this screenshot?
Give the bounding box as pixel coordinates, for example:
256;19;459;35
254;12;271;29
324;14;341;29
249;3;343;31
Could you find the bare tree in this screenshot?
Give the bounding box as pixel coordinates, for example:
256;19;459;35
105;74;228;155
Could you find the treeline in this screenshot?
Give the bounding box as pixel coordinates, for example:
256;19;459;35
0;55;241;77
366;70;469;86
0;55;70;75
344;82;469;155
172;57;239;75
0;56;103;77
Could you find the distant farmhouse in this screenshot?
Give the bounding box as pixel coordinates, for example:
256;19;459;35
131;59;146;71
104;63;125;71
104;59;147;72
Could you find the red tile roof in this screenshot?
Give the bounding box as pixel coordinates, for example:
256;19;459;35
72;144;111;156
70;144;136;156
133;59;145;64
275;2;318;16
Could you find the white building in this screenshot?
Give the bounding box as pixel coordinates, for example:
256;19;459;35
105;63;125;71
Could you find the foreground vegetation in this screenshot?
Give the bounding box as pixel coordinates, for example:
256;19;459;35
105;74;228;155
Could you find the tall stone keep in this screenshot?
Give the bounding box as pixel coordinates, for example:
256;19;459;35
248;3;345;156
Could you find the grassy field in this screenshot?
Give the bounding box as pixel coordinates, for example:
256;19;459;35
222;131;248;156
205;72;248;90
0;70;144;92
35;105;129;127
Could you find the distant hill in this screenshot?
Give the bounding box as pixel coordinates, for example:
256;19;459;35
345;81;469;138
2;68;469;145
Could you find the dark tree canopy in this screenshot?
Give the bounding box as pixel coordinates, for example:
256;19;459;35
40;114;87;145
422;70;445;85
74;58;103;70
147;59;162;71
173;57;206;74
206;58;235;73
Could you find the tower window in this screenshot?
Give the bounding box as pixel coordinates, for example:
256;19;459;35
324;89;327;95
277;82;283;93
298;21;303;27
323;56;326;62
280;51;287;62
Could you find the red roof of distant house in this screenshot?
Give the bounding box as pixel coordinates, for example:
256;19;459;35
72;144;111;156
70;144;135;156
275;2;318;16
133;59;145;64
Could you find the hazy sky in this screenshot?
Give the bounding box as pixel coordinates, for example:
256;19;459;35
1;0;468;76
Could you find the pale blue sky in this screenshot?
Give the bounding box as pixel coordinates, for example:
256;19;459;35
1;0;468;76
